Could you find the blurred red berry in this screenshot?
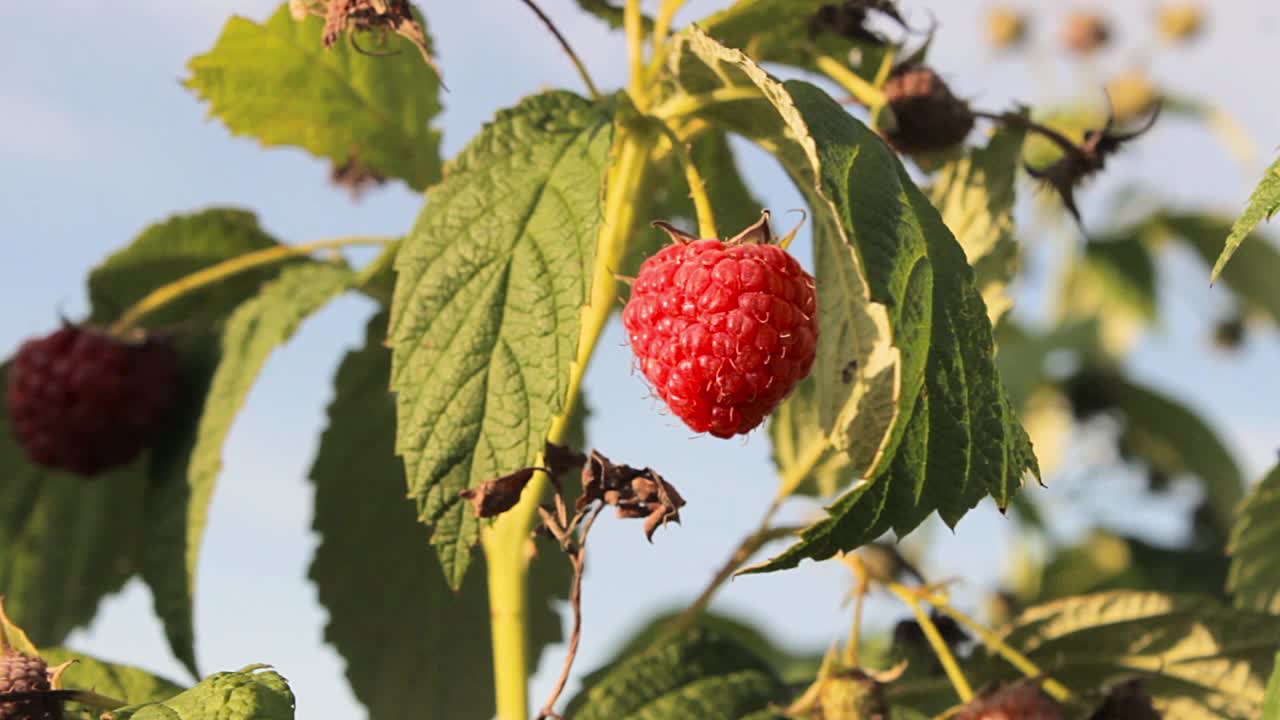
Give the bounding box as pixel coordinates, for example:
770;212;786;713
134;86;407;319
6;325;179;476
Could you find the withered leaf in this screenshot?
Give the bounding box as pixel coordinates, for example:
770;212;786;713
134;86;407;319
545;441;588;479
459;467;540;518
576;450;685;541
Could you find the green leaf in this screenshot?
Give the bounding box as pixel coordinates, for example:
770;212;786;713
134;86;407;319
102;665;295;720
981;592;1278;720
0;384;148;646
1058;232;1158;355
147;262;352;675
87;209;298;329
0;209;293;652
585;609;828;688
768;375;851;498
1213;153;1280;282
1065;370;1244;538
564;628;789;720
1072;233;1158;320
928;125;1027;326
664;29;1037;569
699;0;888;73
1227;464;1280;613
186;4;443;191
1028;530;1230;602
1154;212;1280;325
1265;652;1280;719
572;0;651;30
388;90;613;587
42;648;185;710
309;313;566;719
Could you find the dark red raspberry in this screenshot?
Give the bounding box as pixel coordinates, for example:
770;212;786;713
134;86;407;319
955;682;1064;720
622;215;818;439
6;325;179;476
0;650;59;720
882;65;976;156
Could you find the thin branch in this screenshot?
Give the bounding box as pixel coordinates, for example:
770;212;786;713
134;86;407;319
108;236;394;335
535;504;605;720
661;523;801;642
517;0;601;100
625;0;646;106
651;120;718;238
974;109;1085;160
888;582;974;703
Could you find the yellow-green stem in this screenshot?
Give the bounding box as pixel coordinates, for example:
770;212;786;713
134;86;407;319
483;128;653;720
652;120;717;238
646;0;690;80
888;583;974;703
651;87;763;122
872;46;897;89
108;236;393;334
843;579;868;667
625;0;647;108
815;55;887;109
924;593;1073;703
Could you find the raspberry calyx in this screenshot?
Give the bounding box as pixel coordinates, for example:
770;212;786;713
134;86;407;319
622;212;818;439
6;324;180;477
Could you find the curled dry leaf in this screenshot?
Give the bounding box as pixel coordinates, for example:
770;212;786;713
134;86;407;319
544;441;588;479
807;0;908;45
459;467;541;519
293;0;445;83
330;156;388;199
577;451;686;542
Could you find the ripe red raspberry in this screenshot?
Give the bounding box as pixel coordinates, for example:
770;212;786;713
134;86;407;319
6;325;180;477
622;214;818;439
882;65;976;156
955;682;1064;720
0;649;59;720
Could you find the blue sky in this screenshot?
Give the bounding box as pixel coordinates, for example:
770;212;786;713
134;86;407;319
1;1;1278;717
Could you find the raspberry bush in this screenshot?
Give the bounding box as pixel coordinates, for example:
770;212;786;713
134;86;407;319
3;2;1280;720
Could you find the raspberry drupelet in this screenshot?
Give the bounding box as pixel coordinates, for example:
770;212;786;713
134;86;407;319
623;212;818;439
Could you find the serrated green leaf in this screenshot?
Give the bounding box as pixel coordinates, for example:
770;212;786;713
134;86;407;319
986;592;1277;720
388;91;613;588
666;26;902;491
187;4;443;191
1227;465;1280;613
584;609;829;689
102;666;295;720
1213;153;1280;282
310;311;493;719
42;648;185;713
147;262;351;675
564;628;789;720
928;126;1027;326
1154;212;1280;325
664;29;1036;569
